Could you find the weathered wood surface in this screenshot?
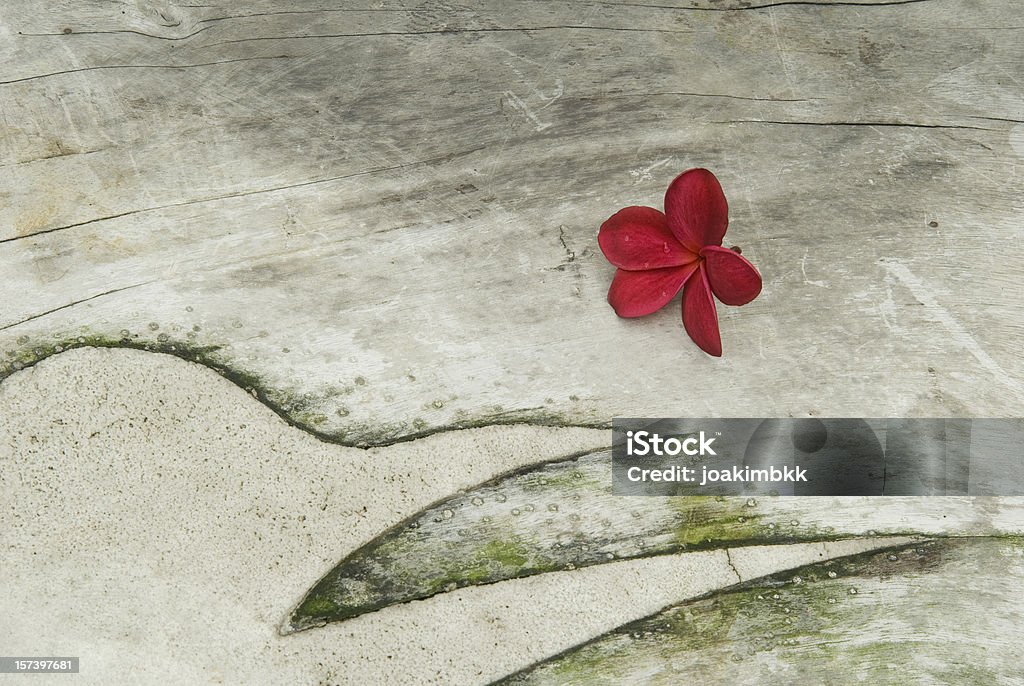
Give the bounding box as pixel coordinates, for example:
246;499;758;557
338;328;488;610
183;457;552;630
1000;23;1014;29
2;1;1023;445
289;445;1024;631
496;537;1024;685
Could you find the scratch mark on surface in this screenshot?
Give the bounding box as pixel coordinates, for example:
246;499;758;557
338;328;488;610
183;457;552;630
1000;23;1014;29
477;0;598;192
601;91;816;103
883;260;1024;403
800;251;829;288
125;147;158;206
767;7;797;96
876;275;898;335
493;45;565;107
502;90;551;131
629;157;673;182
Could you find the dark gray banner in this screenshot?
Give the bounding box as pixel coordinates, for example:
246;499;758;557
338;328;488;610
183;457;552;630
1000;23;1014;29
612;418;1024;496
0;657;79;673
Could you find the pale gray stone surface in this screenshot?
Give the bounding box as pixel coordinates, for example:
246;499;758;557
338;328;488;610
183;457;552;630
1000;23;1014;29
0;348;912;684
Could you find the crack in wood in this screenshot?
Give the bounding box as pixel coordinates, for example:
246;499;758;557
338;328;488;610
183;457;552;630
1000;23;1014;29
557;226;576;264
194;24;703;51
0;145;486;246
714;119;997;131
0;283;154;333
585;0;935;11
15;26;212;43
0;55;290;87
195;8;414;26
966;114;1024;125
0;147;109;170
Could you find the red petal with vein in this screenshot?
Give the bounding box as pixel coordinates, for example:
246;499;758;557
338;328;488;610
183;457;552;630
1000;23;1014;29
701;245;763;306
598;206;698;270
664;169;729;252
608;263;699;318
682;266;722;356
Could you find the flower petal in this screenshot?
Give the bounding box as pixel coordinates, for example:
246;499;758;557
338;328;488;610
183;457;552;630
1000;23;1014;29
701;245;763;306
608;263;699;318
664;168;729;252
681;266;722;356
599;206;698;270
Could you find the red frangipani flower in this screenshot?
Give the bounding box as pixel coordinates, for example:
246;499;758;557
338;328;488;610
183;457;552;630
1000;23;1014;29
598;168;762;356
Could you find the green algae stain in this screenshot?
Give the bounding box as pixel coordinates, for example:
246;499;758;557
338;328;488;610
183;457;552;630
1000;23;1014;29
293;596;340;622
422;538;544;595
290;535;550;631
515;463;601;493
666;498;767;550
2;332;603;448
497;541;950;685
0;332;357;444
474;538;531;570
933;664;1001;684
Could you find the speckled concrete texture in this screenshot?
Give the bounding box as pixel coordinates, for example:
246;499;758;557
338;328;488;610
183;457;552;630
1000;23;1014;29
1;348;907;684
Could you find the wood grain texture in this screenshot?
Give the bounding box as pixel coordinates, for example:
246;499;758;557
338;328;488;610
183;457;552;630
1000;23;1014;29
289;444;1024;631
496;537;1024;685
2;1;1023;444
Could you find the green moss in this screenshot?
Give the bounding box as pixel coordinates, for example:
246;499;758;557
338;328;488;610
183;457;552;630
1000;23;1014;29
474;538;530;569
502;541;957;683
406;537;547;597
352;407;608;449
653;594;746;650
666;498;767;549
290;534;548;629
1;332;343;440
293;595;340;621
546;636;636;683
4;332;607;448
460;566;492;584
933;664;1001;684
